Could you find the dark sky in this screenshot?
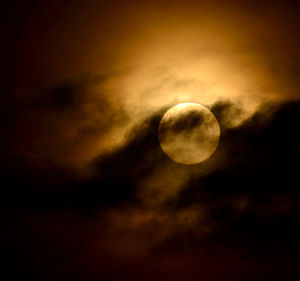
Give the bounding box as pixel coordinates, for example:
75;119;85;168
2;1;300;280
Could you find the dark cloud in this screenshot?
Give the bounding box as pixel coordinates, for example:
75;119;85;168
158;109;205;138
3;99;300;280
1;109;165;209
211;100;244;129
175;100;300;268
179;101;300;203
4;73;129;174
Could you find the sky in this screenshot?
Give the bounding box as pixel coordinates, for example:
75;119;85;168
2;0;300;280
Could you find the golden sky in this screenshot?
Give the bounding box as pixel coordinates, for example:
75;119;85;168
10;0;300;172
4;1;300;280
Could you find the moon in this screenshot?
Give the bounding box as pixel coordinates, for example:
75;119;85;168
158;103;220;165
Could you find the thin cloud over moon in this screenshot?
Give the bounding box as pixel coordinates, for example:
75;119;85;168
158;103;220;165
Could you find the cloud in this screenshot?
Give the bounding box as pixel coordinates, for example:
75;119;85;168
159;109;205;137
3;92;300;280
6;74;130;174
175;100;300;264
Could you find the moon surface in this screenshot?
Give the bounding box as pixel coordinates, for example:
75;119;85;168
158;103;220;165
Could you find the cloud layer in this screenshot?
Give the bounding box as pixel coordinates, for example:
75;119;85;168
3;99;300;280
3;0;300;280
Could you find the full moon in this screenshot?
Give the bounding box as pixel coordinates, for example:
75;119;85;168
158;103;221;165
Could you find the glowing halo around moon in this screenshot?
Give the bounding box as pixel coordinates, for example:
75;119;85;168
158;103;221;165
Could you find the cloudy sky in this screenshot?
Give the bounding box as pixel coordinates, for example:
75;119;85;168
3;0;300;280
